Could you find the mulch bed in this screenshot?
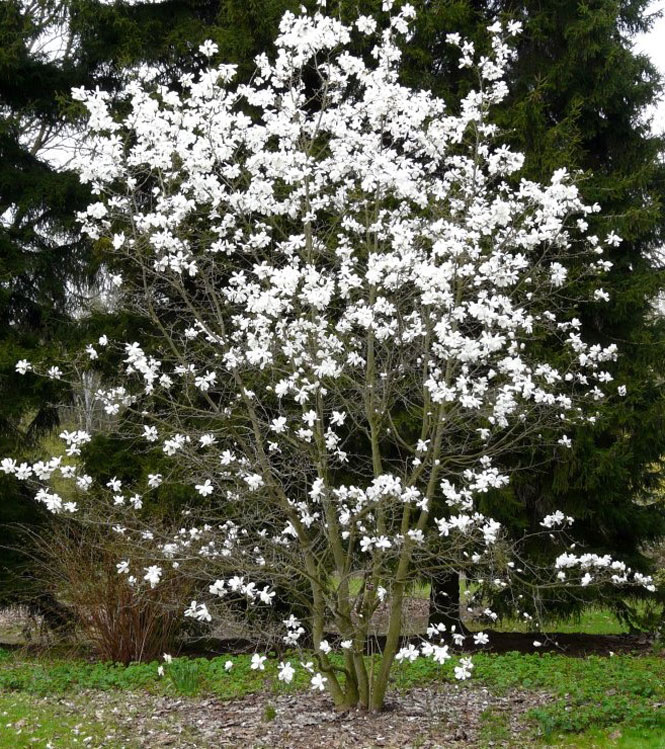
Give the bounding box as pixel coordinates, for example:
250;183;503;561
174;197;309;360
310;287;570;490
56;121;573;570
120;683;548;748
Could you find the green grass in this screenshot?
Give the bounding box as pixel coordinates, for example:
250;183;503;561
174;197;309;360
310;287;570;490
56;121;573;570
0;647;314;700
389;650;665;745
541;726;665;748
0;692;133;748
478;706;511;744
488;606;629;636
330;574;430;599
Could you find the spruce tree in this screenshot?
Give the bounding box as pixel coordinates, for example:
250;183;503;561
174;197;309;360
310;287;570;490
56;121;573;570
0;0;97;601
69;0;297;85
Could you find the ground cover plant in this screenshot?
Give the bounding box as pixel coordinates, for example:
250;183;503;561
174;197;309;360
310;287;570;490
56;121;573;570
1;644;665;747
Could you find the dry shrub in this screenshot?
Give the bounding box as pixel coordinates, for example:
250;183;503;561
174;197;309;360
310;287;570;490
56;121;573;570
23;520;194;663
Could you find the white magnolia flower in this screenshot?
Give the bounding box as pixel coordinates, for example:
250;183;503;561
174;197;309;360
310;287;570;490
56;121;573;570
195;479;214;497
454;657;474;680
360;536;373;553
432;645;451;665
278;661;295;683
199;39;219;57
184;601;212;622
310;672;327;691
106;477;122;492
76;474;93;490
0;458;17;474
473;632;489;646
143;425;159;442
270;417;288;433
356;15;377;34
143;565;162;588
395;644;419;663
244;474;264;491
259;586;275;605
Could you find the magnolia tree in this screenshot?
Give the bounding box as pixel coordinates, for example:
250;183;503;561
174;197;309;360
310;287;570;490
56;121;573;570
4;3;654;711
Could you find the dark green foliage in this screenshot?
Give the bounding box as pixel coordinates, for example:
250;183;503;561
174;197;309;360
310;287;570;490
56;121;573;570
0;0;97;602
80;433;198;520
69;0;298;86
495;0;665;616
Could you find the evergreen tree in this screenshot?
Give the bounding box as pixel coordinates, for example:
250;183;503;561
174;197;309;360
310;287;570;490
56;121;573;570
506;0;665;624
0;0;98;601
69;0;297;86
0;0;263;602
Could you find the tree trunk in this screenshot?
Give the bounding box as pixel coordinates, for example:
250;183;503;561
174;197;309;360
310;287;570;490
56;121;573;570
428;569;466;633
